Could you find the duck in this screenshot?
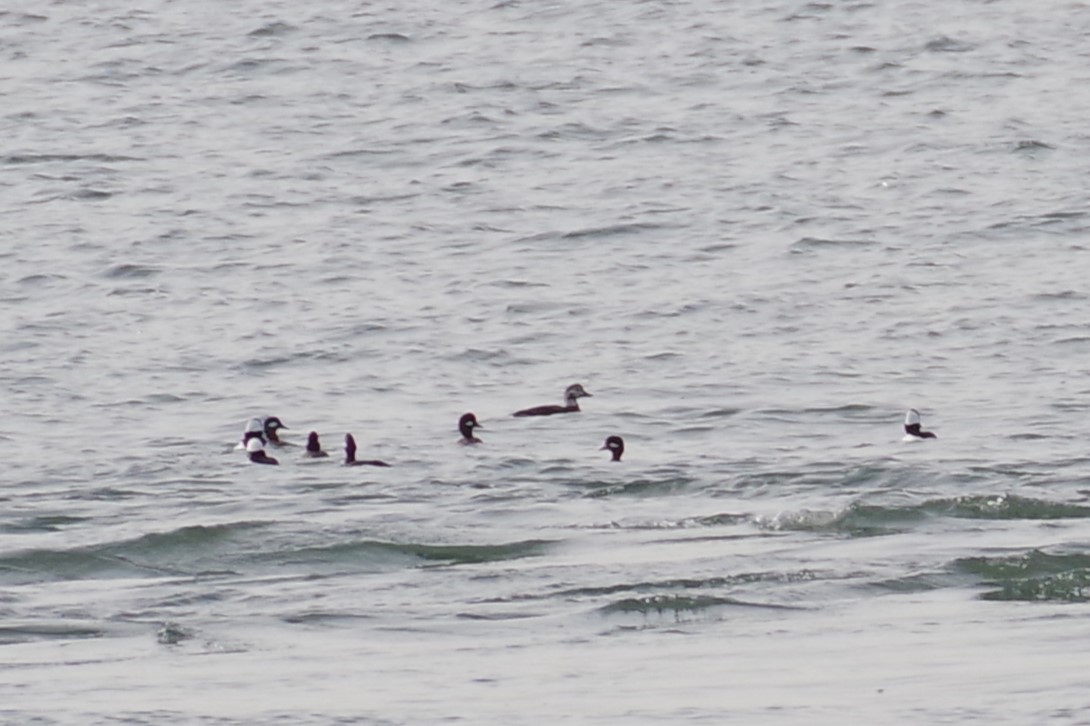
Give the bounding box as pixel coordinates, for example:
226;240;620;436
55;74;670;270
903;408;937;441
246;437;279;465
513;383;592;417
344;433;391;467
305;431;329;458
458;412;483;445
600;435;624;462
237;417;266;449
263;416;290;446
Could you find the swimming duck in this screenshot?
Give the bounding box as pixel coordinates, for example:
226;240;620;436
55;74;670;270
513;383;592;417
305;431;329;458
263;416;290;446
238;417;266;449
458;412;483;445
246;437;279;465
344;433;391;467
600;435;624;462
903;408;937;441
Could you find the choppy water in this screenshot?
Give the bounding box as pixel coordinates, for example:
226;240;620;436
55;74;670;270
5;0;1090;722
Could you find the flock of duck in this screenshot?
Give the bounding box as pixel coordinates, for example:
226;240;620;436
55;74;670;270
238;383;936;466
240;383;594;466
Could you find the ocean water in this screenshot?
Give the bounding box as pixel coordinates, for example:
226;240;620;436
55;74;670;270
4;0;1090;722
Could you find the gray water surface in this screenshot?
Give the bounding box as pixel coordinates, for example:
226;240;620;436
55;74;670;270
4;1;1090;723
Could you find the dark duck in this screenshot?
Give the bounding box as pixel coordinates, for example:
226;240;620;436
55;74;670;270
513;383;592;417
305;431;329;458
344;433;391;467
246;438;279;465
458;412;483;445
263;416;290;446
903;408;937;441
600;435;624;462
